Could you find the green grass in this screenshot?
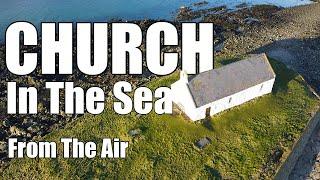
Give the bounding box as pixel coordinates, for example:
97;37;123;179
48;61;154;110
2;58;319;179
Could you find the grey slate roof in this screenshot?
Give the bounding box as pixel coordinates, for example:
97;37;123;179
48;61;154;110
188;54;276;108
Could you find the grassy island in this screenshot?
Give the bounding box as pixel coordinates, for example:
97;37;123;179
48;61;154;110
2;58;319;179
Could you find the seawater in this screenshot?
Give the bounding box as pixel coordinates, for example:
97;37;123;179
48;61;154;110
0;0;312;41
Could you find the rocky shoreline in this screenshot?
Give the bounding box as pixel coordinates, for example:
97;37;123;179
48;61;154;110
0;2;320;177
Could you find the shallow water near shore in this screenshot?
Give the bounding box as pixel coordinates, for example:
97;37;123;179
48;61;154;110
0;0;313;41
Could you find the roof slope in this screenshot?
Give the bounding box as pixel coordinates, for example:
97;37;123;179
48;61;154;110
188;54;276;108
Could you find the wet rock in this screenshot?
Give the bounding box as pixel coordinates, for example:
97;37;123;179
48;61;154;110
250;5;281;19
195;137;211;149
0;141;7;153
3;119;13;128
214;41;225;52
22;118;33;127
227;17;238;24
235;27;245;35
176;4;227;21
176;6;194;21
26;133;32;138
236;3;248;9
193;1;209;7
37;130;46;136
0;51;5;71
244;17;261;25
27;124;41;134
0;129;7;139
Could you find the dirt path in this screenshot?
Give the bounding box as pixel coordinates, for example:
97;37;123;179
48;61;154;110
220;3;320;179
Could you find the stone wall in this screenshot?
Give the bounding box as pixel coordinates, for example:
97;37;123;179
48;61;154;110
275;111;320;180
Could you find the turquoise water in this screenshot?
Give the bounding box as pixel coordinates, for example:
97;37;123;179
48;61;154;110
0;0;313;41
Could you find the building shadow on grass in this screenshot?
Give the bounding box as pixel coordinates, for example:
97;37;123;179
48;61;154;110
202;116;214;131
268;59;298;94
250;37;320;178
251;37;320;94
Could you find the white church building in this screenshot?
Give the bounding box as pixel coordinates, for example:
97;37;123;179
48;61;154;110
171;53;276;121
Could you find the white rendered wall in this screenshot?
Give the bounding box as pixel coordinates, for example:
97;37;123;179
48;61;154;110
202;78;275;118
172;78;275;121
171;80;198;120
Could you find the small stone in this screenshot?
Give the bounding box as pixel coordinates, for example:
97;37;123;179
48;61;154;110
26;133;32;138
129;129;141;137
27;125;40;134
214;41;224;52
10;126;26;136
195;137;211;149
